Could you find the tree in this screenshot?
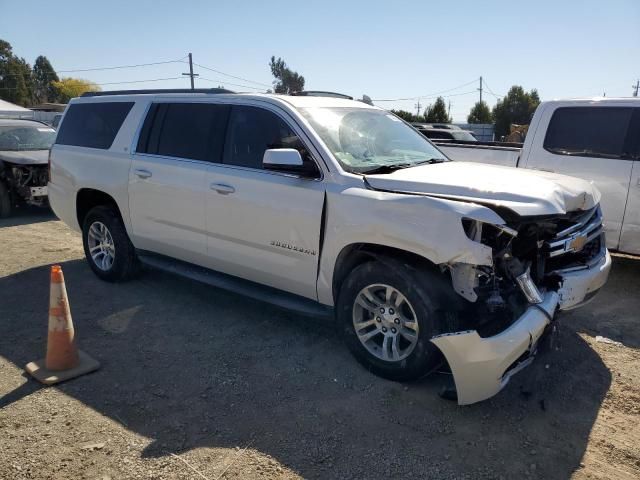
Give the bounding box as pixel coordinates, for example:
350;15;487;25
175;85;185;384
269;56;305;94
423;97;451;123
52;78;101;102
467;101;492;124
390;109;418;122
492;86;540;138
32;55;59;103
0;39;33;106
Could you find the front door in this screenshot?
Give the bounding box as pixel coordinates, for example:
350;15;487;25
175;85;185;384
204;105;325;300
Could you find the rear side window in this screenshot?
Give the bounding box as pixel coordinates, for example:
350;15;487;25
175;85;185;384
223;106;305;169
543;107;633;159
423;130;452;140
137;103;229;162
56;102;134;149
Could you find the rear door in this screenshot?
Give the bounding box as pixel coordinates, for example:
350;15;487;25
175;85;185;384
522;105;634;249
129;101;228;265
204;104;325;300
619;108;640;254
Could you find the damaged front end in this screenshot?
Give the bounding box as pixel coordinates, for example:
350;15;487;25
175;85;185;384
0;161;49;208
433;206;611;405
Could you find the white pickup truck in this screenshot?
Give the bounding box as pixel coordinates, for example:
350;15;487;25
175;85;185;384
49;90;611;404
436;98;640;255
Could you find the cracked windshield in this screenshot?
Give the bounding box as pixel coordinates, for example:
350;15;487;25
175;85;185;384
300;107;447;173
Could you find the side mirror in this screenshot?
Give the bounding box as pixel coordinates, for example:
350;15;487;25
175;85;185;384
263;148;319;177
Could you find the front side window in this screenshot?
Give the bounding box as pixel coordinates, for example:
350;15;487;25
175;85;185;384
137;102;229;162
543;107;633;159
0;125;55;151
223;105;311;170
56;102;133;149
299;107;447;174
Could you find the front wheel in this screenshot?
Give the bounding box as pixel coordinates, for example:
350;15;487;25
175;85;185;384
82;205;139;282
337;260;446;381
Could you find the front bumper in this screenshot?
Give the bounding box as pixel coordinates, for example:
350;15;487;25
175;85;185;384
431;250;611;405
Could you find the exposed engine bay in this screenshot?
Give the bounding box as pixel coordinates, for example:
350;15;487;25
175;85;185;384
0;161;49;208
451;206;605;332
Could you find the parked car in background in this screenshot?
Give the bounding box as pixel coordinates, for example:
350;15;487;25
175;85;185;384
49;89;610;404
0;119;55;217
417;127;477;142
435;98;640;255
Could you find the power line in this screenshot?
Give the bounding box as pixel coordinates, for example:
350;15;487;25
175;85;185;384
199;77;265;91
95;77;183;86
482;79;502;99
190;61;272;88
0;57;188;78
372;78;478;102
56;57;188;73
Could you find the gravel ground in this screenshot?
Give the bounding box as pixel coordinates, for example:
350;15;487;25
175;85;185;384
1;209;639;480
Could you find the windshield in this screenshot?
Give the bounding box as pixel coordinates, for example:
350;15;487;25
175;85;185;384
0;125;56;151
299;107;448;173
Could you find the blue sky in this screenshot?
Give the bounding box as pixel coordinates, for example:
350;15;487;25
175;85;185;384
1;0;638;121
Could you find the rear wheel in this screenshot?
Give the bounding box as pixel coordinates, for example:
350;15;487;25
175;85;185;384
82;205;139;282
337;259;447;381
0;181;11;218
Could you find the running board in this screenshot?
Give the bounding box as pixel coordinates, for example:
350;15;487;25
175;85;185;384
137;252;333;318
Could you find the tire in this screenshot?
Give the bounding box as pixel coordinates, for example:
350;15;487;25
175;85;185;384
337;259;449;382
0;181;11;218
82;205;139;282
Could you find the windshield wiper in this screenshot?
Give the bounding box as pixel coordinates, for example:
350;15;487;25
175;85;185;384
361;158;446;175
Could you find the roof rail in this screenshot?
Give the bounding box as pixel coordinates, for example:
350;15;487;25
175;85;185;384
81;88;235;97
290;90;353;100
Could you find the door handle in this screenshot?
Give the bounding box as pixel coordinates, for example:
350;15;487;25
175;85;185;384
134;169;152;179
210;183;235;195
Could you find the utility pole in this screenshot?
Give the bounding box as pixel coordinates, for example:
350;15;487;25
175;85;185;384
182;53;199;90
448;100;451;119
415;100;422;118
633;79;639;97
478;76;483;104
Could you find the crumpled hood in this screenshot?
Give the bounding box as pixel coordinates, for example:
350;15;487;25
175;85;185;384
0;150;49;165
365;161;600;216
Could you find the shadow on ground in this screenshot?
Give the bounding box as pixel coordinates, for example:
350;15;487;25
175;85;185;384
0;206;55;228
0;257;629;478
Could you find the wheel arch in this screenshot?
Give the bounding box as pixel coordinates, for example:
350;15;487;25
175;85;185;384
331;243;444;304
76;188;124;229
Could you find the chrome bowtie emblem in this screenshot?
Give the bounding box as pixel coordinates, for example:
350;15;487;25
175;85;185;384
568;234;588;252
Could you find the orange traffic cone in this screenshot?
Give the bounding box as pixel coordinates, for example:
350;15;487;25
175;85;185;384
25;265;100;385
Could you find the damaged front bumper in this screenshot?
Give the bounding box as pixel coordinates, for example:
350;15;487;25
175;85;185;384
431;250;611;405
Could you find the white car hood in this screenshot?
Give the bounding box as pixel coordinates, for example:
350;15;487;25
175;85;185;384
365;161;601;216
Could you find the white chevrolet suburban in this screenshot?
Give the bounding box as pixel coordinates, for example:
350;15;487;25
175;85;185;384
49;89;612;404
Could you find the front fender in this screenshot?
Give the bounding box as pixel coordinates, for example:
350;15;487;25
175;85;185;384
317;186;504;305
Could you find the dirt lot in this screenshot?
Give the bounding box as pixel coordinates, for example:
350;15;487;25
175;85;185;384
1;209;639;480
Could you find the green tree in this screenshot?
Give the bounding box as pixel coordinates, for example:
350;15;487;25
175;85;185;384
390;109;418;122
0;39;33;106
269;56;305;94
32;55;59;103
492;86;540;138
423;97;451;123
52;77;101;102
467;101;492;124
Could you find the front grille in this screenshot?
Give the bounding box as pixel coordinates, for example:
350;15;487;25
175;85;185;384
544;207;605;272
